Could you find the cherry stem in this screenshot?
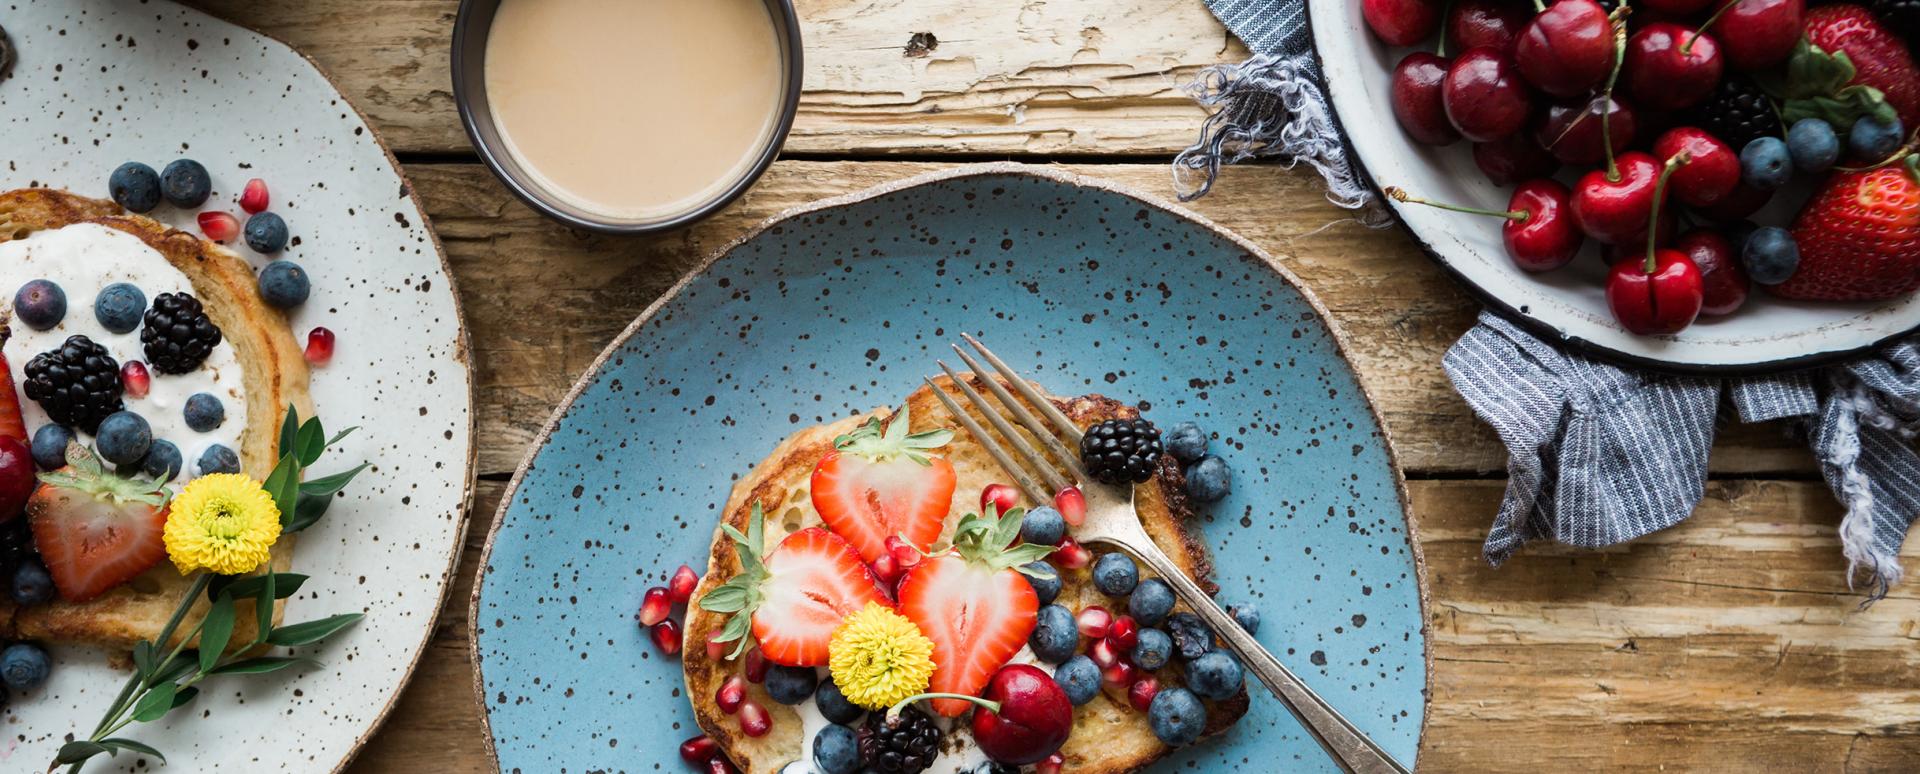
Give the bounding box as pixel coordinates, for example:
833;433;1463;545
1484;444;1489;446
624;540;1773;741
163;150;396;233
1682;0;1734;55
1384;187;1528;222
888;692;1002;722
1600;7;1631;182
1437;0;1452;57
1532;0;1545;13
1644;152;1689;274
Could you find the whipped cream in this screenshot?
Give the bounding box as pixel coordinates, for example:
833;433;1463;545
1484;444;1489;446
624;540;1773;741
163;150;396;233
0;223;247;481
787;647;1045;774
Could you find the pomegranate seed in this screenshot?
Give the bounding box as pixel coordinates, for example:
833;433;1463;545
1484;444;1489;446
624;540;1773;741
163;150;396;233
638;586;672;626
886;536;922;569
1055;537;1092;569
743;646;770;683
980;483;1020;515
1128;676;1160;711
679;734;719;765
120;361;151;399
305;327;336;367
706;758;741;774
1036;753;1065;774
704;630;729;661
669;565;700;603
1102;659;1136;687
1087;636;1119;669
716;675;747;714
197;211;240;243
871;554;901;583
738;700;772;737
1055;487;1086;525
239;178;270;214
1107;615;1139;653
650;619;682;656
1077;606;1112;639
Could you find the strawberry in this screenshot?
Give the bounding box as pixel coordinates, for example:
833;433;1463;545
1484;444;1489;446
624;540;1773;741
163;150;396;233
0;323;27;443
810;406;957;565
1773;157;1920;301
699;503;890;667
27;443;170;603
897;508;1056;717
1803;6;1920;131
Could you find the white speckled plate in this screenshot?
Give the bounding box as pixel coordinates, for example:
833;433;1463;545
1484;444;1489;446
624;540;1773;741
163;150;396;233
0;1;474;771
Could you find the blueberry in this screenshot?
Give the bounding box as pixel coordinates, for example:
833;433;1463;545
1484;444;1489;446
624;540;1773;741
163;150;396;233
92;282;147;334
108;162;162;212
245;212;290;254
139;439;183;481
814;678;865;725
159;159;212;208
258;260;310;308
1786;119;1840;173
1131;628;1172;670
184;392;226;432
1739;137;1791;191
1162;421;1208;463
10;560;53;605
1742;226;1800;285
14;279;66;331
764;664;818;705
1849;116;1905;161
1165;612;1215;661
197;443;241;475
1228;602;1261;635
1019;505;1065;546
812;722;860;774
1022;561;1061;606
1029;604;1079;664
95;411;152;466
1184;455;1232;503
0;643;49;692
1147;687;1207;746
1128;578;1175;626
1185;651;1244;700
1092;552;1138;596
1053;655;1101;706
30;424;72;470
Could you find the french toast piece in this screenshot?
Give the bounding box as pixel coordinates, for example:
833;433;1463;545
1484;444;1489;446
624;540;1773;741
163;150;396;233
0;188;313;650
683;375;1248;774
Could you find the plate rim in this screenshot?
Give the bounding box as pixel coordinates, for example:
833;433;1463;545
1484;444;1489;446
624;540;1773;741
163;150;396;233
466;161;1433;770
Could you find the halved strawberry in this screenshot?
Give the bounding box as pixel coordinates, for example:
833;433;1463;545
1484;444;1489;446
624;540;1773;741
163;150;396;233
0;324;28;443
27;443;170;603
897;508;1056;716
810;406;957;565
699;503;891;667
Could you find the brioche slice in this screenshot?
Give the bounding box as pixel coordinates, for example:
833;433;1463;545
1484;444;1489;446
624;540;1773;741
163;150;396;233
683;374;1248;774
0;188;312;649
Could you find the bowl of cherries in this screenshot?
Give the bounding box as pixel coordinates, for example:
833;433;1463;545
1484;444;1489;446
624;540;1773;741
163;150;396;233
1311;0;1920;372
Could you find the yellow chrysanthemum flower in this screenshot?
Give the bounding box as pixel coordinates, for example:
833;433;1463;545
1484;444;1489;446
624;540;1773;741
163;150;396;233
163;474;282;575
828;602;936;709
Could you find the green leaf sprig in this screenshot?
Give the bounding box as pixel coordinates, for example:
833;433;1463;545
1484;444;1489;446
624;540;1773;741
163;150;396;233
698;502;771;660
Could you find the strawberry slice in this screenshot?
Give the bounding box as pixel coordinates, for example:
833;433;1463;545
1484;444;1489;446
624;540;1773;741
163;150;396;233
897;508;1056;716
27;443;170;603
811;406;957;565
699;503;890;667
0;326;28;443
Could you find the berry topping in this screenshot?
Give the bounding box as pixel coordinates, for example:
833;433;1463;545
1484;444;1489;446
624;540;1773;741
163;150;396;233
258;260;311;309
1106;614;1140;652
1685;75;1779;154
1052;536;1091;569
1147;687;1207;747
650;618;682;656
1131;627;1173;670
814;723;860;774
196;444;240;476
0;437;33;523
14;279;66;331
11;559;53;606
239;178;271;214
1076;605;1113;639
138;440;183;482
699;504;890;666
305;326;336;367
245;212;290;254
743;644;770;683
1185;651;1246;700
716;674;747;714
764;664;818;705
27;444;170;603
679;735;719;766
182;393;225;433
1092;552;1139;596
119;361;150;400
896;507;1055;716
1786;118;1841;173
93;282;147;334
1018;505;1065;546
1128;675;1160;711
1128;578;1176;626
858;704;942;774
159;159;211;208
197;211;241;243
1079;417;1162;485
668;564;699;603
1;642;51;692
638;586;671;626
108;162;161;213
1774;161;1920;300
1052;486;1085;526
1028;604;1078;664
979;482;1020;515
1185;455;1233;503
737;699;771;737
94;410;152;466
29;424;72;471
816;678;867;725
24;335;124;433
810;406;956;564
1164;612;1215;661
1022;561;1061;606
1052;655;1100;706
140;292;223;375
1161;421;1208;463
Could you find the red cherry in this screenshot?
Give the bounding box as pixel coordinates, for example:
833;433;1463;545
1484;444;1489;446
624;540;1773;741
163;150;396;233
1442;47;1534;142
1106;615;1140;653
1653;127;1739;207
650;619;683;656
1514;0;1616;98
305;327;336;367
1128;676;1160;711
1447;0;1527;54
1572;152;1663;244
1624;24;1723;112
1537;96;1637;166
1474;134;1560;185
239;178;270;214
1607;250;1705;334
1391;52;1460;147
737;700;772;737
1053;487;1085;526
638;586;672;626
744;645;770;683
197;210;240;243
1362;0;1443;45
679;735;720;766
1077;606;1113;639
1697;181;1771;222
1387;181;1583;271
0;438;34;522
980;482;1020;514
1677;229;1748;316
120;360;152;399
669;564;700;603
971;664;1075;765
1714;0;1803;71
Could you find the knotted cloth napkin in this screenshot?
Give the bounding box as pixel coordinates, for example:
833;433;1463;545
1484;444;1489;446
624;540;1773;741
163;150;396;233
1185;1;1920;602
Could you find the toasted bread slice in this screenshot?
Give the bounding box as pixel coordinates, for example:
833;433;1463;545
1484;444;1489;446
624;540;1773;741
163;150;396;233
0;188;312;650
683;374;1248;774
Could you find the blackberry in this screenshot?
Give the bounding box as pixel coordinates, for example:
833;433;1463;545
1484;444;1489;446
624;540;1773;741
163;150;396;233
1079;417;1163;485
858;705;942;774
23;335;124;433
1686;76;1782;153
0;519;32;579
140;292;222;374
1870;0;1920;41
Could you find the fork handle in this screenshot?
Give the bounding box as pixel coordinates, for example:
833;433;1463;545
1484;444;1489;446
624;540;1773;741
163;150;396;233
1118;539;1412;774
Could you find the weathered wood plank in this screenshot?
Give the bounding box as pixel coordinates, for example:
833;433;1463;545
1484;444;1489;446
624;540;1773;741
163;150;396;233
351;479;1920;772
185;0;1242;157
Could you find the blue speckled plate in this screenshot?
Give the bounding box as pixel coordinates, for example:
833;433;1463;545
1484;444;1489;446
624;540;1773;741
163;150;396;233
471;164;1428;772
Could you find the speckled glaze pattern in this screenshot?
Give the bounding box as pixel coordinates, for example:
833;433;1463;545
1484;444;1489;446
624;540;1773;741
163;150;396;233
473;165;1428;772
1;1;474;771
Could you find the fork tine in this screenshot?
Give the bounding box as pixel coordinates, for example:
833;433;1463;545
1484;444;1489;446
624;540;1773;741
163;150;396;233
950;345;1090;483
926;378;1051;505
959;333;1084;444
937;362;1073;495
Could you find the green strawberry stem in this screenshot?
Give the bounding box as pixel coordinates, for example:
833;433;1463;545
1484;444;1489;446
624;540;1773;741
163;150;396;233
1601;6;1631;182
1681;0;1735;56
1384;187;1528;222
1644;152;1690;274
888;692;1002;722
1906;154;1920;184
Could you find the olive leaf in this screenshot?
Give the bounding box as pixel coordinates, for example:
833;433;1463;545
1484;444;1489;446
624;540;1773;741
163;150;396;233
130;683;177;723
55;741;110;764
198;595;236;673
266;613;363;647
209;656;313;676
100;737;166;761
220;572;309;601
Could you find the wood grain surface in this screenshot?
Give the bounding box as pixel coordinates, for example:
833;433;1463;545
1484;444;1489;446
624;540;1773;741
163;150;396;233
167;0;1920;771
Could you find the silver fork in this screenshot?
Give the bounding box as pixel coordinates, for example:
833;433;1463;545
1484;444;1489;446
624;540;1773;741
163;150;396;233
926;334;1412;774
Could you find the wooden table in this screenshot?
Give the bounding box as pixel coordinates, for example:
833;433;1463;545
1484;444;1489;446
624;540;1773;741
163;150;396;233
185;1;1920;770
